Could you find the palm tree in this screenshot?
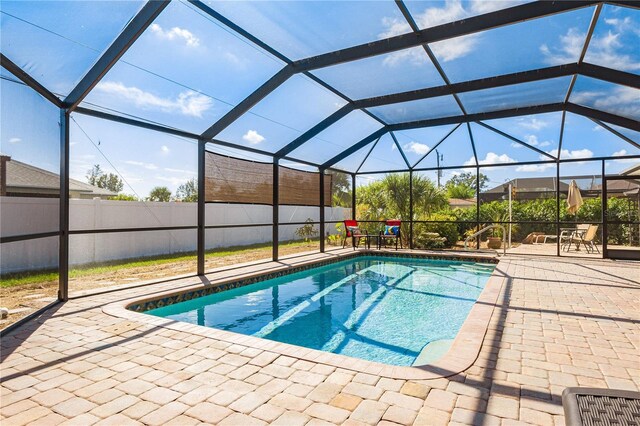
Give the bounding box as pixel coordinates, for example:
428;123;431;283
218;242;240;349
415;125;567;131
356;173;447;241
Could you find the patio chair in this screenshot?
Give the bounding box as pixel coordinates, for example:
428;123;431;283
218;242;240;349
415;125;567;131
568;224;600;254
342;220;364;250
379;219;402;250
532;229;571;245
561;224;590;252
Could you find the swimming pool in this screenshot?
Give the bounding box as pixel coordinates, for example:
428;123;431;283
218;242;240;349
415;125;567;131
146;256;495;366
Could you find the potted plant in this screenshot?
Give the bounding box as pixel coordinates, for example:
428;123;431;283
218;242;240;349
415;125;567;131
487;235;502;249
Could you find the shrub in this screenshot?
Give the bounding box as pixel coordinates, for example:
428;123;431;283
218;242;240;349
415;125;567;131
414;213;460;248
294;218;318;243
327;223;344;246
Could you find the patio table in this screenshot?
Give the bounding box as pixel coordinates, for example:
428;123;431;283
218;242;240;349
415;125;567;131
364;234;380;250
562;228;587;252
562;387;640;426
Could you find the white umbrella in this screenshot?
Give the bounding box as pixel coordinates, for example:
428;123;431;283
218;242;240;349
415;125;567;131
567;179;583;215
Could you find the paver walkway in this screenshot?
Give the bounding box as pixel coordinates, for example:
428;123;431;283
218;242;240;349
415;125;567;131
1;251;639;425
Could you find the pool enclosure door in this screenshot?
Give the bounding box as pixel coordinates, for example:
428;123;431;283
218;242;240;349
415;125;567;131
603;177;640;261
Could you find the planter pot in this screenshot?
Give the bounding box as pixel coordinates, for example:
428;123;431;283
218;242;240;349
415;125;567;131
487;237;502;249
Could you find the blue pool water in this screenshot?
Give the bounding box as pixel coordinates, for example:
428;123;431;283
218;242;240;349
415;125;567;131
147;256;494;366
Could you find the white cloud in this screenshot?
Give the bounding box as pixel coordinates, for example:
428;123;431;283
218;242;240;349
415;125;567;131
95;81;212;117
543;22;640;71
517;117;549;131
516;163;554;172
464;152;516;166
540;27;584;64
242;130;265;145
150;23;200;47
164;167;196;175
612;149;638;163
572;86;640;118
379;1;478;65
125;160;158;170
522;134;552;148
544;148;593;160
9;137;21;144
593;125;604;132
161;145;170;154
155;176;188;186
403;141;430;155
468;0;526;14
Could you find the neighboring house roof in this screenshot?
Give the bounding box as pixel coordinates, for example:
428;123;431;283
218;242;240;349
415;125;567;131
593;179;640;193
4;158;117;196
620;163;640;176
483;177;569;194
448;198;476;208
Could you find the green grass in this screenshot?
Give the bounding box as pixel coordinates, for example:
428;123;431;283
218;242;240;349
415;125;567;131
0;240;317;289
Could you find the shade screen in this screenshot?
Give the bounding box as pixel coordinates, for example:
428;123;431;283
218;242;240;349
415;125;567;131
205;152;331;206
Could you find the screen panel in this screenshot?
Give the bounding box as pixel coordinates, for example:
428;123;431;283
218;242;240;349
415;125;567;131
217;75;347;153
428;7;593;82
289;110;383;164
69;229;197;295
203;0;404;60
1;68;60;238
367;95;462;124
584;4;640;76
69;114;198;230
570;77;640;121
0;0;144;96
311;47;445;100
458;77;571;114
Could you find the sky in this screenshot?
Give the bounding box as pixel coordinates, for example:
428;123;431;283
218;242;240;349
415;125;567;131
1;0;638;197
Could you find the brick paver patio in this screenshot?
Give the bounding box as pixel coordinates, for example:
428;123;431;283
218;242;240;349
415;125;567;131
1;251;639;425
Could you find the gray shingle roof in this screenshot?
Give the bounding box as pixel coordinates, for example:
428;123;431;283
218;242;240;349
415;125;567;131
4;158;117;196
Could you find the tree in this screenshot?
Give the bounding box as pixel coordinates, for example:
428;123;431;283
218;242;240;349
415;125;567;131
147;186;171;202
86;164;103;186
329;172;352;207
357;173;448;221
445;172;488;199
355;173;447;241
176;178;198;202
109;194;138;201
86;164;124;193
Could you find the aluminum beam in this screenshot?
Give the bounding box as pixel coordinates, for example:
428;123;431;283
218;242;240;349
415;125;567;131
578;63;640;89
566;103;640;132
411;123;462;168
1;53;63;107
357;136;382;173
476;121;556;159
355;64;579;109
188;0;290;64
591;119;640;150
390;103;565;131
197;140;205;275
466;123;479;166
323;128;388;168
200;65;295;140
275;105;354;157
293;1;598;71
59;109;70;301
64;0;169;111
74;106;200;140
390;131;411;169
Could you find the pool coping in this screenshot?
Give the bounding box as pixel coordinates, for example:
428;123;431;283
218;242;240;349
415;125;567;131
102;250;506;380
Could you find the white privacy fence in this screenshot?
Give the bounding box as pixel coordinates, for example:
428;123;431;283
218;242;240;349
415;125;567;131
0;197;351;273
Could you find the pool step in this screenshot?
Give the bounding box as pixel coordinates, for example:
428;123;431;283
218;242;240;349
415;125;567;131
413;339;453;366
